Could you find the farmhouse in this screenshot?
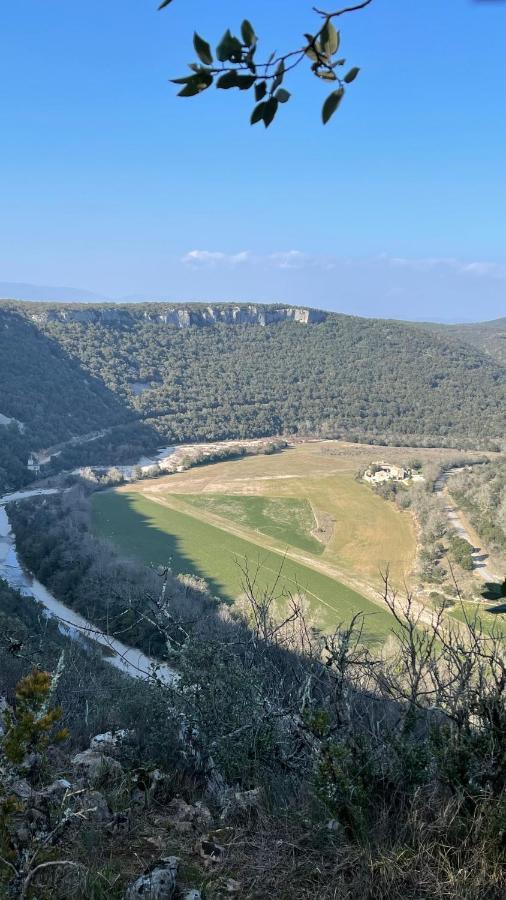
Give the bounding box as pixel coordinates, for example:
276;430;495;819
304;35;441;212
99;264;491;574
363;461;409;484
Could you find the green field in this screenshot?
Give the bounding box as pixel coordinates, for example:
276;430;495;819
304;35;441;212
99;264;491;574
92;490;394;642
177;493;324;555
451;601;506;639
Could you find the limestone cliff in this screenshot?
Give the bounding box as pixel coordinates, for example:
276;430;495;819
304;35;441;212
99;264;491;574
28;303;327;328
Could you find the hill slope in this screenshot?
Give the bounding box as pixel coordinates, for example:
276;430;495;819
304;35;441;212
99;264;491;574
0;308;131;491
424;317;506;367
11;301;505;449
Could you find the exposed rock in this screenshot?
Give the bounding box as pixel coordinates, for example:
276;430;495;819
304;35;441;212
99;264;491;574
74;789;112;825
166;797;213;833
220;788;261;822
30;303;327;331
90;729;132;755
71;749;123;784
9;779;33;801
223;878;242;894
0;696;9;736
183;891;202;900
124;856;180;900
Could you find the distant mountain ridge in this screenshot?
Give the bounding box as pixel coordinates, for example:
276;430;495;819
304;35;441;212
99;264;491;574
0;281;108;302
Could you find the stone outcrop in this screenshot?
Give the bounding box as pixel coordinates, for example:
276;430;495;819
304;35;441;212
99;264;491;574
124;856;180;900
29;303;327;329
71;749;123;784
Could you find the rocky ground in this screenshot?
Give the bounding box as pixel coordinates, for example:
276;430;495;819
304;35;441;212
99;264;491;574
0;713;261;899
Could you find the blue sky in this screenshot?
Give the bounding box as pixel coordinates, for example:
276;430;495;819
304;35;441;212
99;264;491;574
1;0;505;321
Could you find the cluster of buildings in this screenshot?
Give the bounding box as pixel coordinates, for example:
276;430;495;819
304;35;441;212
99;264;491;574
363;461;424;484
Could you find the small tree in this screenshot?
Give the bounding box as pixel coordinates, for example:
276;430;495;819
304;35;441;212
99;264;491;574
2;666;68;766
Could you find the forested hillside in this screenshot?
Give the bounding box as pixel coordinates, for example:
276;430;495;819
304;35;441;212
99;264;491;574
0;309;131;491
2;302;506;494
423;317;506;367
13;302;506;448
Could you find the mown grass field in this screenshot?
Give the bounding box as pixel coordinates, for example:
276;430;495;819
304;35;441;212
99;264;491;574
92;489;395;641
131;442;417;585
91;442;423;640
176;493;324;555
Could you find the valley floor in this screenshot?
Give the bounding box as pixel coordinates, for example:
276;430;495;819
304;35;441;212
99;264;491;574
92;441;421;640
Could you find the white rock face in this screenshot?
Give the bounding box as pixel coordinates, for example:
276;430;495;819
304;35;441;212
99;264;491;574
30;304;327;330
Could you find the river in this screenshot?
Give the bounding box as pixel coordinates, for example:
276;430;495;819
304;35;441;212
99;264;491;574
0;485;176;684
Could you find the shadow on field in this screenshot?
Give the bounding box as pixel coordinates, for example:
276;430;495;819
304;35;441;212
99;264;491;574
119;492;229;602
479;581;506;618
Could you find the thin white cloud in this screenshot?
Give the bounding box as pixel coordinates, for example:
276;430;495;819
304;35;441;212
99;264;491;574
182;250;251;267
385;255;506;279
268;250;309;269
182;249;336;270
182;249;506;283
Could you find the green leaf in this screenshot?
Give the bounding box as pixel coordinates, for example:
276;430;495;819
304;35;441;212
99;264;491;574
272;60;285;92
216;29;243;62
236;75;256;91
193;32;213;66
250;101;266;125
320;21;339;57
322;87;344;124
216;71;239;89
263;97;278;128
275;88;291;103
255;81;267;101
241;20;256;47
304;34;322;62
343;66;360;84
171;75;197;85
176;72;213;97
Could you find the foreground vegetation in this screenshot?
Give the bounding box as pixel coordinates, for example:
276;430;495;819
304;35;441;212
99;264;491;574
1;563;505;898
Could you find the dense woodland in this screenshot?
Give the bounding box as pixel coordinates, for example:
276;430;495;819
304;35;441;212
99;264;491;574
1;303;505;493
14;304;506;442
0;309;132;492
426;316;506;368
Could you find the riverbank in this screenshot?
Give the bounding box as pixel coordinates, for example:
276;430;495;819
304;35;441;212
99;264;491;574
0;489;176;683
